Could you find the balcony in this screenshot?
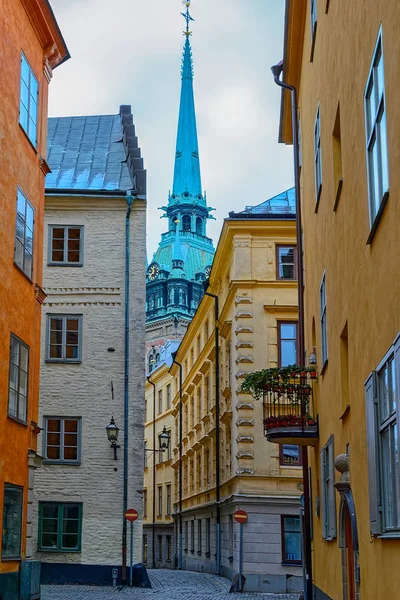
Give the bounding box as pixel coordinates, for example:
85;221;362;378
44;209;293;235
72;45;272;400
241;365;319;446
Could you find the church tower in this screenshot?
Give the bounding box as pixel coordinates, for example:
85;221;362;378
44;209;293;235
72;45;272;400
145;1;215;362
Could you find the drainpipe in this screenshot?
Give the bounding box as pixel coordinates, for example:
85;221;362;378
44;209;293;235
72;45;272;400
172;355;183;570
122;191;134;584
271;61;312;600
204;291;220;576
147;375;156;569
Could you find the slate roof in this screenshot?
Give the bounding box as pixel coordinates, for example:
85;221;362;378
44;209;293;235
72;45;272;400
45;105;146;196
229;187;296;218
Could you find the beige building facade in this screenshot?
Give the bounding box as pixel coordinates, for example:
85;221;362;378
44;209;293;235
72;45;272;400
144;191;304;593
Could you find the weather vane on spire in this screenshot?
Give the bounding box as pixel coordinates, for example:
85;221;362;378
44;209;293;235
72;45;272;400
181;1;195;36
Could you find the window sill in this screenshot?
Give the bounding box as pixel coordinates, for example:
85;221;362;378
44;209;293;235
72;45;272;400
366;191;389;245
47;263;83;268
37;548;81;553
13;262;34;284
45;359;82;365
42;460;81;466
1;556;21;562
377;532;400;540
282;561;302;567
19;123;38;154
7;414;28;427
333;178;343;212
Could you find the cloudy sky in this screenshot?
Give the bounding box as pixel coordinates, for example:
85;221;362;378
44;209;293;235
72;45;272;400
49;0;293;259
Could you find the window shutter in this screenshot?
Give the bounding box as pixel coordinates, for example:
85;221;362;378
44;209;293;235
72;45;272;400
328;437;337;539
320;448;327;539
365;371;381;535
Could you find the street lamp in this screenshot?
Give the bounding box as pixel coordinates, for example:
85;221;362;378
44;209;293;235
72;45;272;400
159;426;170;452
106;416;120;460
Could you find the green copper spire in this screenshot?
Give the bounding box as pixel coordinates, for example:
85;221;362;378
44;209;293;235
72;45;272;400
171;1;203;202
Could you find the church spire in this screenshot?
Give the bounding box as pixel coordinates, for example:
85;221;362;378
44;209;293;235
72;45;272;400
171;1;203;202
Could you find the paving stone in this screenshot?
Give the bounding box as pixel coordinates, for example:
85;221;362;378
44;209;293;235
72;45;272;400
41;569;301;600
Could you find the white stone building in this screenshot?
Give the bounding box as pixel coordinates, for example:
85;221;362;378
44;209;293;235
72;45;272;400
32;107;147;585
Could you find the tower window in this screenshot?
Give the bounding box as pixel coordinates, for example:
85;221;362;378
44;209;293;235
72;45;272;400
182;215;191;232
196;217;203;235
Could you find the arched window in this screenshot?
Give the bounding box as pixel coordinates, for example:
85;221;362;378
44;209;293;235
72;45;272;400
196;217;203;235
174;289;179;304
182;214;191;232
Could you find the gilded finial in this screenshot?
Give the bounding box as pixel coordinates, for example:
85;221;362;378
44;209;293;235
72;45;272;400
181;0;195;36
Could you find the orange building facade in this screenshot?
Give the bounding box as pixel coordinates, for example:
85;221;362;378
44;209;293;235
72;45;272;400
0;1;68;597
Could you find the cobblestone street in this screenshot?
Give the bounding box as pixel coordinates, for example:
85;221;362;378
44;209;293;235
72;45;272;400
41;570;301;600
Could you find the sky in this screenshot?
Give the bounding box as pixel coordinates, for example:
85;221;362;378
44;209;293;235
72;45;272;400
49;0;293;259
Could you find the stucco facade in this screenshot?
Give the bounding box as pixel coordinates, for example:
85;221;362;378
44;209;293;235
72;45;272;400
279;1;400;599
31;109;147;586
144;193;304;593
0;2;68;597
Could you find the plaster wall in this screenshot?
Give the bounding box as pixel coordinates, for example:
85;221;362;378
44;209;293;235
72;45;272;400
32;198;146;576
282;1;400;598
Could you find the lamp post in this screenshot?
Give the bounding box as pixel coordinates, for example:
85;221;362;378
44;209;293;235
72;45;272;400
105;416;120;460
271;60;312;600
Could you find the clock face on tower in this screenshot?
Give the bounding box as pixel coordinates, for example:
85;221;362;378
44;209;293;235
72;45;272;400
204;265;212;278
148;262;160;281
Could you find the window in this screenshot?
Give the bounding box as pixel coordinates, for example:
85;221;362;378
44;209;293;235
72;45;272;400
19;54;38;146
332;103;343;210
197;335;201;356
206;518;211;555
182;214;191;231
143;535;148;563
8;335;29;423
198;519;202;554
320;436;336;539
184;521;188;551
310;0;317;37
2;485;23;559
205;320;209;341
197;387;202;420
281;516;302;564
143;490;147;518
49;226;83;266
15;189;34;279
206;376;211;412
314;105;322;201
166;535;172;561
196;217;203;235
158;535;162;560
365;335;400;535
38;502;82;552
158;390;163;414
166;431;172;461
278;322;298;367
280;444;302;466
191;520;195;552
166;384;171;409
158;486;162;516
320;272;328;365
166;484;171;515
44;417;80;463
47;315;82;362
277;246;297;280
364;30;389;230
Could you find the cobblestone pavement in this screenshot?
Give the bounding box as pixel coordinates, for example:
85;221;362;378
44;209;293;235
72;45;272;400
41;569;301;600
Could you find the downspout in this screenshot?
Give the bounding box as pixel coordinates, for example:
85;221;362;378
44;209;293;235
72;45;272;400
204;291;220;576
271;62;312;600
122;192;134;584
172;356;183;570
147;375;156;569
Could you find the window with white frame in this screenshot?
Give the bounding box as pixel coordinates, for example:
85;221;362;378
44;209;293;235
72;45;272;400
158;390;163;414
364;29;389;227
158;486;162;516
320;272;328;365
49;226;83;265
47;315;82;362
166;484;171;515
44;417;81;463
314;106;322;201
320;435;336;539
166;384;171;409
365;334;400;535
8;335;29;423
19;54;38;146
15;189;34;279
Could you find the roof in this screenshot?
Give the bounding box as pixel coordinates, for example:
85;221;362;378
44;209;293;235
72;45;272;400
229;187;296;219
46;105;146;196
151;231;214;281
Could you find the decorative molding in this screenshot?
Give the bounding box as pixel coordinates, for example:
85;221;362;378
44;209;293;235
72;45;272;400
236;435;253;443
235;355;253;364
235;467;254;475
235;296;252;306
45;287;120;294
235;371;251;380
236;418;254;427
235;340;253;349
235;311;252;320
236;451;254;459
35;283;47;305
235;326;253;334
236;387;251;395
45;302;121;307
235;402;254;411
39;156;51;175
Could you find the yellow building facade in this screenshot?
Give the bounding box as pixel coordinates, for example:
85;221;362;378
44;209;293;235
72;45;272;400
144;192;304;593
279;2;400;599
